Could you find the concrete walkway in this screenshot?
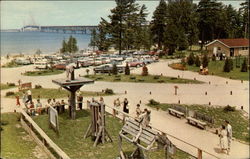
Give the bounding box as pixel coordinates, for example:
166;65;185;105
1;60;249;159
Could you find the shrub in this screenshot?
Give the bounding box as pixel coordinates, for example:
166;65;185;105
187;52;195;65
241;57;248;72
104;88;114;95
158;80;165;83
141;65;148;76
130;76;136;80
223;105;236;112
149;99;160;105
195;55;201;67
181;58;186;67
229;58;233;71
6;91;14;96
138;79;145;82
8;83;15;86
212;54;216;61
35;85;42;89
112;64;118;75
153;76;160;79
202;54;209;68
114;78;121;81
86;69;90;75
125;63;130;75
223;58;233;72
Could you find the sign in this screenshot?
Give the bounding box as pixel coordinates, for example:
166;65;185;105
19;82;32;91
49;106;59;135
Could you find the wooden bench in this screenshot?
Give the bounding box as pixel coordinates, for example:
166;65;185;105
168;108;185;118
187;117;207;130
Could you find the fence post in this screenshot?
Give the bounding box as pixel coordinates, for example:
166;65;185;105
197;149;202;159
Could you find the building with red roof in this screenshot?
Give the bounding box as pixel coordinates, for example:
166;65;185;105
205;38;249;57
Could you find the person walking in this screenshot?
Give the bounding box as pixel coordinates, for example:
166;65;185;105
225;120;232;154
219;125;228;154
26;89;32;104
135;104;142;119
113;98;121;116
36;99;42;115
16;95;20;107
123;98;129;114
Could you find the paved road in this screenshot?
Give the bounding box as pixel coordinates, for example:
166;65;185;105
1;60;249;159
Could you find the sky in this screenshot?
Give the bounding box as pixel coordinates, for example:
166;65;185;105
0;0;246;30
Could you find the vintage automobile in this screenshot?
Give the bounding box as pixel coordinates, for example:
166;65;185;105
94;64;125;73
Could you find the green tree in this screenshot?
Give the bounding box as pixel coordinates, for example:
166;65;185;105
60;39;68;53
202;54;209;68
187;52;195;65
89;28;98;51
239;1;249;38
241;57;248;72
223;58;231;72
195;55;201;67
125;63;130;75
142;65;148;76
112;64;118;75
150;0;168;50
67;36;78;53
96;18;111;51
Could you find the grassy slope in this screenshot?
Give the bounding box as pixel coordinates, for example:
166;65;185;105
23;69;64;76
0;83;16;90
1;113;38;159
85;74;203;84
6;88;113;99
33;110;190;159
185;60;249;81
147;103;249;143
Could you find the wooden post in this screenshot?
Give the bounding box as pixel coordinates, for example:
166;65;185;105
70;90;76;119
197;149;202;159
174;86;178;95
71;70;75;80
101;103;105;144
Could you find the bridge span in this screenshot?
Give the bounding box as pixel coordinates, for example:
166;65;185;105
21;25;98;34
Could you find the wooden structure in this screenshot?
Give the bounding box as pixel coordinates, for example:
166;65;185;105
84;102;112;146
19;82;32;91
52;71;93;119
119;118;158;159
168;105;187;119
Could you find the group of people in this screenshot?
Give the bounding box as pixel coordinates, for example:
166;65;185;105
113;98;129;115
219;120;232;155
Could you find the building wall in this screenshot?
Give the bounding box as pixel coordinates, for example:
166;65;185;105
206;41;230;56
237;47;249;56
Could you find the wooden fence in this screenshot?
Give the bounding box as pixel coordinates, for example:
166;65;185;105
18;108;70;159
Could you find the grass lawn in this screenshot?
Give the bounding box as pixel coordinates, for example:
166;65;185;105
1;61;23;68
170;60;249;81
0;83;16;90
84;74;203;84
33;110;190;159
5;88;114;99
147;102;249;143
23;69;64;76
1;113;40;159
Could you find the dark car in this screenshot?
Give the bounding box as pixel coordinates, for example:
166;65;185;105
53;63;67;70
94;64;125;73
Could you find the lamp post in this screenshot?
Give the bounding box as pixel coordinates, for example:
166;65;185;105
174;85;178;95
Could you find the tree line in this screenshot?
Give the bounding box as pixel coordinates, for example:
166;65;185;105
89;0;249;54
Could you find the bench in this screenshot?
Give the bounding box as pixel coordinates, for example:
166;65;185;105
168;108;185;118
187;117;207;130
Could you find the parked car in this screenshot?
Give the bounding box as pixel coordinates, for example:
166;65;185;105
129;59;144;67
34;61;51;69
15;58;31;65
79;60;92;67
53;63;67;70
94;64;125;73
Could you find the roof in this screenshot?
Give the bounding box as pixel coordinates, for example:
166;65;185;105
52;78;94;87
206;38;249;48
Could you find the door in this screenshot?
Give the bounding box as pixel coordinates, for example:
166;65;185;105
213;47;217;56
230;48;234;57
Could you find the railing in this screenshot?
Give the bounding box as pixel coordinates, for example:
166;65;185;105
104;104;221;159
18;108;70;159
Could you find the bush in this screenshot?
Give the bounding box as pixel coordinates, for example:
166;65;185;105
141;65;148;76
104;88;114;95
181;58;186;67
241;57;248;72
112;64;118;75
149;99;160;105
7;83;15;86
125;63;130;75
223;58;233;72
114;78;121;81
195;55;201;67
35;85;42;89
212;54;216;61
223;105;236;112
138;79;145;82
157;80;165;83
187;52;195;65
202;54;209;68
153;76;160;79
6;91;14;96
130;76;136;80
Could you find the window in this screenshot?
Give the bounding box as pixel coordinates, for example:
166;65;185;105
218;47;221;50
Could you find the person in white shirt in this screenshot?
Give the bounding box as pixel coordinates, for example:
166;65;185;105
225;120;232;154
26;89;32;104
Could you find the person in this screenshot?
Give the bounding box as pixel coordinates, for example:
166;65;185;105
16;95;20;107
225;120;232;154
77;91;83;110
99;97;104;105
113;98;121;116
60;99;66;112
45;99;52;113
26;89;32;104
135;104;142;119
199;65;203;73
22;91;27;104
123;98;129;114
36;99;42;115
51;98;56;107
219;125;228;154
29;101;35;116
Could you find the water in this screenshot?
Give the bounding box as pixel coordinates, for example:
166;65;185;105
0;31;91;55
